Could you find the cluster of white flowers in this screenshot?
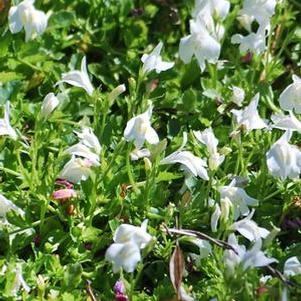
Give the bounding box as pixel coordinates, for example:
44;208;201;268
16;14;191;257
194;128;225;171
231;93;267;132
207;176;277;274
232;0;277;54
179;0;230;71
59;127;101;184
266;75;301;180
3;0;301;298
9;0;48;42
224;234;277;274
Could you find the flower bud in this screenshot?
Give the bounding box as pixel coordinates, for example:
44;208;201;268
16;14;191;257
231;86;245;107
264;224;280;247
55;178;74;189
41;93;59;118
114;280;129;301
220;197;232;221
108;84;126;103
37;274;45;290
220;146;232;156
114;280;125;295
52;189;77;203
143;157;152;171
211;203;221;232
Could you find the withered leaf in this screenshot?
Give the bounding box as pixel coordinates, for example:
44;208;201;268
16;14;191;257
169;244;184;298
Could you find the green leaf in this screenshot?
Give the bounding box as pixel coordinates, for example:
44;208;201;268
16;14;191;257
156;171;182;183
0;72;24;84
82;227;102;243
63;263;83;290
48;11;76;28
61;293;76;301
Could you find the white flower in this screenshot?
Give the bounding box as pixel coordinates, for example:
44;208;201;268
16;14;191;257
266;130;301;180
41;93;59;118
231;93;267;131
208;152;225;171
66;127;101;166
231;86;245;106
10;263;30;296
108;84;126;103
231;210;270;241
224;234;277;274
233;0;276;54
192;0;230;20
224;234;245;274
219;182;258;220
113;220;153;249
59;156;94;184
259;275;272;285
237;13;255;32
75;127;101;155
0;194;24;222
141;42;174;74
211;203;221;232
210;198;233;232
240;238;277;270
56;57;94;96
194;128;218;154
130;148;151;161
271;111;301;132
220;197;233;221
105;220;153;273
105;241;141;273
9;0;48;42
283;257;301;277
124;105;159;149
279;75;301;113
179;17;221;72
0;102;17;140
239;0;277;29
278;258;300;301
190;238;212;259
231;26;268;54
161;150;209;180
194;128;225;170
66;143;100;166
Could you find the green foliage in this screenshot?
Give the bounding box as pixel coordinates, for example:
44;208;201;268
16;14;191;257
0;0;301;300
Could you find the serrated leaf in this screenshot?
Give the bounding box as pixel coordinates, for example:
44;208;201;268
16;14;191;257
156;171;182;183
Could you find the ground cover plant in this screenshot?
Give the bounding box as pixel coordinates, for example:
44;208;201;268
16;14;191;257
0;0;301;300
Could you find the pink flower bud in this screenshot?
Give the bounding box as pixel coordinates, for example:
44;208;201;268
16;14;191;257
55;178;74;189
114;280;125;295
114;280;128;301
241;51;253;64
115;294;129;301
52;189;77;202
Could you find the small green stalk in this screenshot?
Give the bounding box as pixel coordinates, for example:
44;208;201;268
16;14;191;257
126;145;138;193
